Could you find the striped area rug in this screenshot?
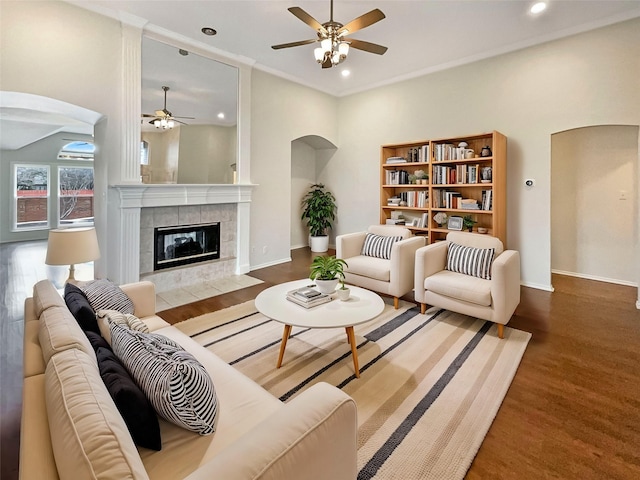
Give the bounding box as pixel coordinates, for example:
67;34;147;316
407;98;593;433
175;298;531;479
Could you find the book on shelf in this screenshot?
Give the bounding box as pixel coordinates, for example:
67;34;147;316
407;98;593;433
481;189;493;211
386;156;407;164
386;219;406;225
286;288;332;308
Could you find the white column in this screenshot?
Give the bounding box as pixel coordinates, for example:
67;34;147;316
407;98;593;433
236;201;251;274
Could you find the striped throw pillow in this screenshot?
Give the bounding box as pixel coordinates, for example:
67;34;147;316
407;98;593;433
80;279;134;315
361;233;403;260
110;323;218;435
446;242;495;280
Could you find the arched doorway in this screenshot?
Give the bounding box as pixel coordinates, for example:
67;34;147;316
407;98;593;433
551;125;638;287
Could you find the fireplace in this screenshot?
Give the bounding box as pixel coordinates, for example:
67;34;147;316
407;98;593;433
154;222;220;271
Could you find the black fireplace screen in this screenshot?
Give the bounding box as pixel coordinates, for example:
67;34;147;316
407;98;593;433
154;223;220;271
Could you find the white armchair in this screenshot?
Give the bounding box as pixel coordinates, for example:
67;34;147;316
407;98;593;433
414;232;520;338
336;225;426;309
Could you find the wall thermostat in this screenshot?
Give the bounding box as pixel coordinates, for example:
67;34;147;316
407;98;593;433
525;179;535;187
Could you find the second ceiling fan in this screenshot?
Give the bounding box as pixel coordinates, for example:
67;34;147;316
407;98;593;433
141;86;194;129
272;0;387;69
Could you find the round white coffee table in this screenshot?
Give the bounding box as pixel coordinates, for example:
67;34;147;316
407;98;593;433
255;279;385;378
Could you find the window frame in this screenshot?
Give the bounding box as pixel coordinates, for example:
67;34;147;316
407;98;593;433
57;165;95;228
13;163;50;232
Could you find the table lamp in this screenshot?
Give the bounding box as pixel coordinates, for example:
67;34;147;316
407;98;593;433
45;227;101;284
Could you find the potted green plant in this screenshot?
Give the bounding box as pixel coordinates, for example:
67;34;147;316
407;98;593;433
463;215;477;232
309;255;348;294
336;277;351;301
301;183;337;253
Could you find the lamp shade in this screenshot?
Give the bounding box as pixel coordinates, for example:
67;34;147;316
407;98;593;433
45;227;101;266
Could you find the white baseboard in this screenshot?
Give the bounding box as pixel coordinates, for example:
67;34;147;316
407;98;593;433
521;281;554;292
250;256;292;272
552;269;638;288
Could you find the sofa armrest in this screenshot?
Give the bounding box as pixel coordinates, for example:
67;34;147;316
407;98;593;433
490;250;521;325
336;231;367;260
414;241;449;304
120;281;156;319
185;382;357;480
388;236;426;298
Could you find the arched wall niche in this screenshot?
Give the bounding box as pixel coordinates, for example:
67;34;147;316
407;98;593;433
291;135;338;250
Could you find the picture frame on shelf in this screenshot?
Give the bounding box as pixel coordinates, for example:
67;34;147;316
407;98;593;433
410;218;420;227
447;216;463;231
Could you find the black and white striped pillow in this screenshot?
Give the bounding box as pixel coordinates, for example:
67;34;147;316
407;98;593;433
361;233;403;260
446;242;495;280
110;323;218;435
80;279;134;315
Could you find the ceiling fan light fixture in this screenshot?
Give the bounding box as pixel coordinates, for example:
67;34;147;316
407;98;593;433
338;42;349;57
314;47;325;62
320;38;332;53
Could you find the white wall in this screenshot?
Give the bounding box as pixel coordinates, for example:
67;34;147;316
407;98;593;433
249;70;339;269
334;18;640;290
551;125;638;285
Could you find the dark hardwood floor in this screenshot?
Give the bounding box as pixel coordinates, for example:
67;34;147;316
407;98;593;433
2;241;639;479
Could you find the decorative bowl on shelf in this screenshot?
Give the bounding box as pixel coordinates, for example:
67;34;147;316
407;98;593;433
477;227;488;234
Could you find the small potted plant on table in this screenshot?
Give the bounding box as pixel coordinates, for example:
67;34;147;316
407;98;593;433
309;255;348;295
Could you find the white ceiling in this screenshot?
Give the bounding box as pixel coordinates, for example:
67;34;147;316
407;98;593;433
4;1;640;150
78;0;640;97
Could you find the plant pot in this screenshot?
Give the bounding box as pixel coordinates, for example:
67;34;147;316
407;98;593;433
336;287;350;301
315;278;338;294
310;235;329;253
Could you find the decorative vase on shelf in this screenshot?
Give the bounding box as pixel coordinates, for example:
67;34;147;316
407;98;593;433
481;146;492;157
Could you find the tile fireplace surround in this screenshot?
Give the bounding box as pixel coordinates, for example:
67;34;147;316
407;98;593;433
112;184;253;291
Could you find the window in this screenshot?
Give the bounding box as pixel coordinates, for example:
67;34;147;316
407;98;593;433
14;165;50;230
141;140;149;165
57;141;95;161
58;166;94;226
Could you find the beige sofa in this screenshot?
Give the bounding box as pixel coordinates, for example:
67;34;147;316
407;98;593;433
21;279;357;480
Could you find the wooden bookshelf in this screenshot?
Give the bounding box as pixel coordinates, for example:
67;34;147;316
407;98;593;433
380;131;507;245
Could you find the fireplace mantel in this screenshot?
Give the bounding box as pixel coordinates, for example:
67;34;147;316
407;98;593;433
110;183;255;285
113;183;255;208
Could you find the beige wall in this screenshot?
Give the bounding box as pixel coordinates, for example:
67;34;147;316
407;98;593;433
551;125;638;284
178;125;236;184
334;18;640;290
249;70;339;269
291;140;317;249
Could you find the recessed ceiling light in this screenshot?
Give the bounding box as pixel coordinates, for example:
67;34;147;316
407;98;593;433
530;2;547;14
178;49;189;56
201;27;217;36
217;113;225;119
341;70;350;77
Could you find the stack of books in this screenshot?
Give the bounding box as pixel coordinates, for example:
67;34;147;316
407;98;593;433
386;156;407;164
286;286;331;309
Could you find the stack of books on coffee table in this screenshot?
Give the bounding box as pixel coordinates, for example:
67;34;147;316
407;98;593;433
286;286;332;309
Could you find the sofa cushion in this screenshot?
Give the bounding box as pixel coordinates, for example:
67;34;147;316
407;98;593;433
446;241;495;280
424;270;492;306
80;279;135;315
95;346;162;451
110;323;218;435
86;330;112;351
361;233;402;260
45;348;150;480
38;305;96;366
33;279;66;318
64;282;99;333
344;255;391;282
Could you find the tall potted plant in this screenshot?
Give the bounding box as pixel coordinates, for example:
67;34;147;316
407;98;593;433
301;183;337;253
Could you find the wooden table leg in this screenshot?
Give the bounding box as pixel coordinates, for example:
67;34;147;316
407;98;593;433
345;326;360;378
276;324;292;368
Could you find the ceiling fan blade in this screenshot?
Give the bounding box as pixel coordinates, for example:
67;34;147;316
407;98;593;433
338;9;385;36
272;38;318;50
345;38;388;55
142;114;157;118
172;115;195;120
288;7;327;35
174;119;189;125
